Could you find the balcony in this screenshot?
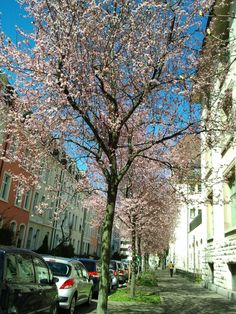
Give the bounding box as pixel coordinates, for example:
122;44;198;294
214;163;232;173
189;212;202;232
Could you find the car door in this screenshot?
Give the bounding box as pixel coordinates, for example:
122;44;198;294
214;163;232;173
79;264;91;301
4;253;41;314
33;256;58;314
74;263;85;302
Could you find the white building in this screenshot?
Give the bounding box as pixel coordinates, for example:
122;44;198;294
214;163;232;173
172;0;236;300
200;0;236;299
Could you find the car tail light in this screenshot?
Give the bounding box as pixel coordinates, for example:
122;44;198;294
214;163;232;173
119;269;124;275
60;279;75;289
113;270;117;276
89;271;99;278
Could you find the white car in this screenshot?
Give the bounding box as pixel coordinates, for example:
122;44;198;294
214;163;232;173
43;256;93;314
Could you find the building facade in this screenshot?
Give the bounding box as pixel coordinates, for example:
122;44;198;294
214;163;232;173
171;0;236;300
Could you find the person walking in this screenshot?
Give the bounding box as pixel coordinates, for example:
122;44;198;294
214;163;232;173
168;261;175;277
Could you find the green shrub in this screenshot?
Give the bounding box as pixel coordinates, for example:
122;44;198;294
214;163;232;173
109;288;160;304
137;271;158;287
0;227;14;245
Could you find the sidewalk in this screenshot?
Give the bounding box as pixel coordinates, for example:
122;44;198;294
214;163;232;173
80;270;236;313
155;270;236;314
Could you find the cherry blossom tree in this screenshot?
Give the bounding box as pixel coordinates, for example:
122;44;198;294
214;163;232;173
0;0;213;312
117;156;178;296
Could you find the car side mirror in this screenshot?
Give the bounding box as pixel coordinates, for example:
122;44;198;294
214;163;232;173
52;277;59;284
40;278;49;285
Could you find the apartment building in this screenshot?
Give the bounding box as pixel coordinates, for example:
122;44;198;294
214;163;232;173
0;74;103;256
0;73;31;247
200;0;236;299
171;0;236;299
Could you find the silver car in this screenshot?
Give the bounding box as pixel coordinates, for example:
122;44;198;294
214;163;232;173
43;256;93;314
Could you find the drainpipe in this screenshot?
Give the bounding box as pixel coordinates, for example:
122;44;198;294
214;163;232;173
80;208;87;255
193;235;196;274
50;168;63;250
0;133;9;178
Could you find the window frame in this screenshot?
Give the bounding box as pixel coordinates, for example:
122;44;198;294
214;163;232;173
0;172;12;201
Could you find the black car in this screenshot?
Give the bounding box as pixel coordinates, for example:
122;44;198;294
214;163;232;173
0;246;58;314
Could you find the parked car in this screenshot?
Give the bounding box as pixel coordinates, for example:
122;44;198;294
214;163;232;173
122;261;130;281
74;258;118;296
110;260;127;286
43;256;93;314
0;246;58;314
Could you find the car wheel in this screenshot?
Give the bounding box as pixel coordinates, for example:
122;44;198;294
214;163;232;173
86;289;92;304
68;295;77;314
51;303;58;314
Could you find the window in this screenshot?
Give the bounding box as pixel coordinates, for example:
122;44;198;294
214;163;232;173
34;229;40;250
17;224;25;248
49;202;54;219
32;192;39;212
39;195;46;214
15;184;23;207
43;168;50;184
24;190;32;210
228;263;236;291
77;240;80;254
46;261;71;277
33;256;50;284
190;208;196;219
222;89;232;118
6;254;18;283
224;169;236;230
38;158;45;178
0;173;11;201
9;221;17;234
197;184;202;192
189;184;196;193
27;227;33;249
22;147;30;169
75;216;77;230
80;264;89;279
16;253;35;283
207;193;214;239
8;135;18;157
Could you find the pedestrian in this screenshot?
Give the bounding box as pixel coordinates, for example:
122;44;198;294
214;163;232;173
168;261;175;277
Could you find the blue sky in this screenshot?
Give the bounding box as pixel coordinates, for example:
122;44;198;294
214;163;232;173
0;0;32;42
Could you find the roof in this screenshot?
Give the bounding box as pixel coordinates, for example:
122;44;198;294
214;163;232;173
0;246;42;257
42;255;84;264
74;257;97;262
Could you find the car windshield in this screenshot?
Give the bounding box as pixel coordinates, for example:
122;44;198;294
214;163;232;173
46;261;71;277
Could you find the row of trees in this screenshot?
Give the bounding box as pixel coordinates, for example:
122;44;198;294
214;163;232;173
0;0;227;313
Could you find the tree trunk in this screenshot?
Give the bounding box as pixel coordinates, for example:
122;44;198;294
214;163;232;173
144;253;149;272
97;182;117;314
130;214;137;298
137;236;142;278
